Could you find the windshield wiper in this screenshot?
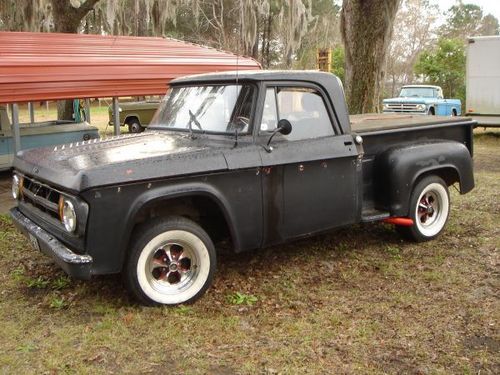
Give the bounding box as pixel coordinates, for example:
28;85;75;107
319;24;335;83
187;109;202;139
188;110;202;129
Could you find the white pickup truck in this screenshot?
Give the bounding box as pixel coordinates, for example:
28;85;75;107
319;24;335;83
383;85;461;116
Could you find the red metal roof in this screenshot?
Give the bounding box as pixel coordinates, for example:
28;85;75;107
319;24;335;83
0;32;261;103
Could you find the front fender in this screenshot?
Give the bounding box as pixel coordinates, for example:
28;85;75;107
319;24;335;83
374;141;474;216
124;181;239;247
82;181;241;275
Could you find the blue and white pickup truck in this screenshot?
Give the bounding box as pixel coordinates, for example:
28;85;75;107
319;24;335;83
383;85;461;116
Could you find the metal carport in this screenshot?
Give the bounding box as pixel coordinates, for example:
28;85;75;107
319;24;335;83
0;31;261;151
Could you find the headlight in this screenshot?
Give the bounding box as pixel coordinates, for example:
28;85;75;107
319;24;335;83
59;198;77;232
383;103;390;109
118;107;123;112
12;174;22;200
416;104;426;111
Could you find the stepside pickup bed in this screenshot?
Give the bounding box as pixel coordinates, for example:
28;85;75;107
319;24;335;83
10;71;475;306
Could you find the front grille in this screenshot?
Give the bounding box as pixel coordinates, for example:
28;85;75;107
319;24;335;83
20;175;62;221
385;103;422;112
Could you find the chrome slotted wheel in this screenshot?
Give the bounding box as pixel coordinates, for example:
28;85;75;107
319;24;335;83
126;217;216;306
418;191;440;228
148;242;198;293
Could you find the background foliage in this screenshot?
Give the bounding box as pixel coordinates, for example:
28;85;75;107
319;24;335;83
415;38;466;103
0;0;499;109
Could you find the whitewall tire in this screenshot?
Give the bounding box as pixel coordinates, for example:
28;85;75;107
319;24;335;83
398;175;450;242
124;216;216;306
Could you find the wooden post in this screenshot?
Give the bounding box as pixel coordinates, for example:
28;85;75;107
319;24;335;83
28;102;35;124
316;49;332;72
11;103;21;153
112;97;120;136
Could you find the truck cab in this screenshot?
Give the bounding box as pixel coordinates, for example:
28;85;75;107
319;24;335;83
383;85;461;116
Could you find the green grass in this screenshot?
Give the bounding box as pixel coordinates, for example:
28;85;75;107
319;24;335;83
227;292;259;306
0;131;498;374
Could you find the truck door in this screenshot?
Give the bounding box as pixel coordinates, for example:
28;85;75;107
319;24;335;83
435;87;450;115
258;85;359;245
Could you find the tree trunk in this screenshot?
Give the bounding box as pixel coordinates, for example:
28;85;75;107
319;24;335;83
57;100;75;122
51;0;100;33
341;0;401;114
49;0;101;120
137;0;148;36
261;15;272;68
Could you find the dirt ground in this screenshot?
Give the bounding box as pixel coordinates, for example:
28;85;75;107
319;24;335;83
0;173;14;214
0;130;498;374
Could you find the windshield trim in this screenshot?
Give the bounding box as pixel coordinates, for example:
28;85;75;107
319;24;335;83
399;87;436;98
146;126;255;137
150;82;257;136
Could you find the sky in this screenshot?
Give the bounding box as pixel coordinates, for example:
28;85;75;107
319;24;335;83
429;0;500;20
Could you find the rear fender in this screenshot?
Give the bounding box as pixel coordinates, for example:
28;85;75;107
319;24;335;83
124;114;141;126
374;141;474;216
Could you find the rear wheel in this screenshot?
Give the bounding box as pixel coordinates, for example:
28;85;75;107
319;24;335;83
127;118;144;133
452;109;457;116
124;216;216;306
398;176;450;242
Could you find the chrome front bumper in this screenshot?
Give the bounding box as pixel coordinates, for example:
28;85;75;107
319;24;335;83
382;110;427;115
10;208;93;280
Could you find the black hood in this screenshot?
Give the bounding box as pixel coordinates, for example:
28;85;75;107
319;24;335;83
13;132;230;192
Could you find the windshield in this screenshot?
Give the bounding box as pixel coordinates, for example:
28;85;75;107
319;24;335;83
399;87;436;98
150;84;255;134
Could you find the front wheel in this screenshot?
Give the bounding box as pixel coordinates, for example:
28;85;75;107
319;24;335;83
398;176;450;242
124;216;216;306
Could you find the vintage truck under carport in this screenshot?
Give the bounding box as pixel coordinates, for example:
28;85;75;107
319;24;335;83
0;31;261;169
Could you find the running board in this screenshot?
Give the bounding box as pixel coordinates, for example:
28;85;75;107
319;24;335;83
361;210;391;222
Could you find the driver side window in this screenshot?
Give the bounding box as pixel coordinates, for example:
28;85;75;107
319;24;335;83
260;86;334;141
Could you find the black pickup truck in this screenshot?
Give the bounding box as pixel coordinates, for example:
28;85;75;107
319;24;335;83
9;71;475;306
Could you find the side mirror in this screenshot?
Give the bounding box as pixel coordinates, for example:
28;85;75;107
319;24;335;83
264;119;293;153
277;119;292;135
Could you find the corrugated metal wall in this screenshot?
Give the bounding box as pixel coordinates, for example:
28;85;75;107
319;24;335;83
0;32;261;103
